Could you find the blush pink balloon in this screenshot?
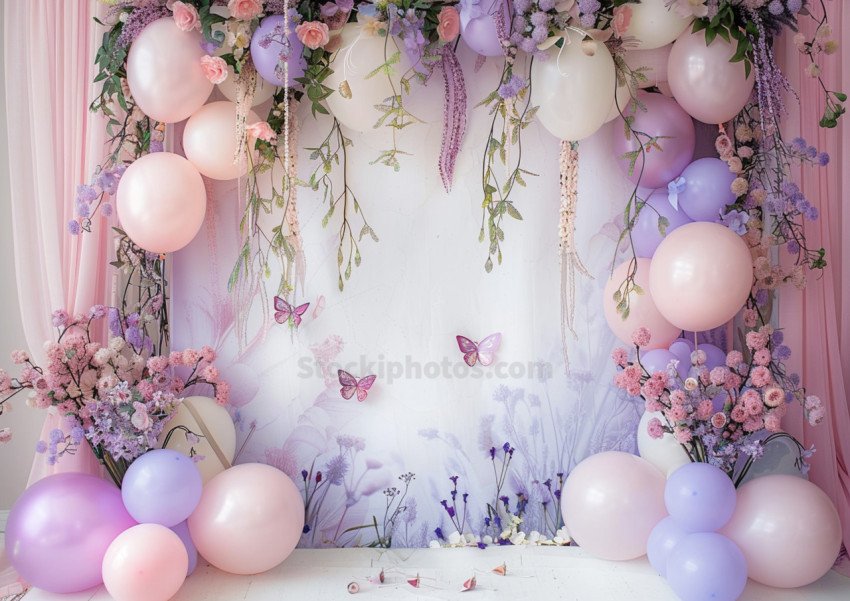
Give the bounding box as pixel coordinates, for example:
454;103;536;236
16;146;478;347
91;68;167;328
127;18;213;123
102;524;188;601
649;222;753;332
667;28;754;125
603;258;682;350
562;452;667;561
183;101;260;180
188;463;304;575
612;91;696;189
721;475;841;588
117;152;207;254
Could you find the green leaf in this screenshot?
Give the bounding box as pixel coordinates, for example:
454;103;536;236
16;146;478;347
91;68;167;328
506;204;523;220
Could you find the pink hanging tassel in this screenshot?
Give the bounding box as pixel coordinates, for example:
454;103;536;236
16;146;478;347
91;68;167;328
437;46;467;193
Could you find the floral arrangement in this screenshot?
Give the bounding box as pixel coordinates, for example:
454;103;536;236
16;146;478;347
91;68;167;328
0;306;228;485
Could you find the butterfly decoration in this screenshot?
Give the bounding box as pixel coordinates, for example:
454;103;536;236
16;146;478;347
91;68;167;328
338;370;377;402
492;563;507;576
456;333;502;367
273;296;309;328
460;576;477;592
407;575;421;588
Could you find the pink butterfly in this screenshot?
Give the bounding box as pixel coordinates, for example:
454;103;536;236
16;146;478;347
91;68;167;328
456;333;502;367
338;370;376;402
273;296;309;327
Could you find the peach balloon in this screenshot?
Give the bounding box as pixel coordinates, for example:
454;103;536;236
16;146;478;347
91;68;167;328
182;101;260;180
188;463;304;575
623;45;671;89
562;452;667;560
668;28;754;124
603;258;682;349
117;152;207;254
127;18;213;123
649;222;753;332
102;524;188;601
721;475;841;588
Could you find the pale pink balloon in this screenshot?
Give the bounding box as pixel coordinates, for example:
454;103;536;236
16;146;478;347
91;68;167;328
183;101;260;180
188;463;304;575
623;45;671;89
102;524;188;601
667;28;754;125
603;258;682;350
562;452;667;561
721;475;841;588
127;18;214;123
117;153;206;253
649;222;752;332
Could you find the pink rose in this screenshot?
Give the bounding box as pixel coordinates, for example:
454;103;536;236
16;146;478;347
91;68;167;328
612;5;632;38
247;121;277;142
228;0;263;21
200;55;228;84
171;1;200;31
437;7;460;43
296;21;330;50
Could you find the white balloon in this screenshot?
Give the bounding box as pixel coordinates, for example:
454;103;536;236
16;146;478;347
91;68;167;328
532;30;616;141
637;410;691;477
622;0;691;50
158;396;237;483
182;101;260;180
324;23;410;133
623;44;671;89
218;68;277;106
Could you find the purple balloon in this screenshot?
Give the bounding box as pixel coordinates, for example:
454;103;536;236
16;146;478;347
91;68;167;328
647;516;688;576
668;339;693;372
665;462;736;532
121;449;203;527
612;92;696;189
632;190;692;258
641;349;688;380
250;16;306;87
666;533;748;601
698;343;727;370
460;0;509;57
711;391;730;412
171;520;199;575
5;473;136;593
677;158;737;222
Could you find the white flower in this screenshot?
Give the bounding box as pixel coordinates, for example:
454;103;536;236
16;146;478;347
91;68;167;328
428;540;441;549
482;535;493;545
528;530;541;543
108;337;125;352
92;347;113;366
510;531;526;545
556;527;571;542
447;531;463;546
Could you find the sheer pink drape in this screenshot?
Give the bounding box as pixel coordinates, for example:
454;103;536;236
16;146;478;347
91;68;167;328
3;0;112;485
778;1;850;554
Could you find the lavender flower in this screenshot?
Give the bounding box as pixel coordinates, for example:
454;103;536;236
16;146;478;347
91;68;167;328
67;220;81;235
720;209;750;235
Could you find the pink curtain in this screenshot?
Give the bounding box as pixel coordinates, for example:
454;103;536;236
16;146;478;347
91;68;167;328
778;1;850;555
3;0;112;486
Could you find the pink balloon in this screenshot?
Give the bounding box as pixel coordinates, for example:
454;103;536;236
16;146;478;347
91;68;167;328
562;452;667;561
117;152;207;253
183;101;260;180
721;475;841;588
623;45;671;88
611;91;695;189
667;28;754;125
102;524;188;601
188;463;304;575
127;18;213;123
649;222;753;332
603;258;682;350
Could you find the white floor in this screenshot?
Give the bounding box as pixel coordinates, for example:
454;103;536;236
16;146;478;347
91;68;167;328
17;546;850;601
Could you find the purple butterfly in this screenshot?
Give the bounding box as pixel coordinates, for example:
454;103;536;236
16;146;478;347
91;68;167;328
456;333;502;367
273;296;309;327
338;370;376;402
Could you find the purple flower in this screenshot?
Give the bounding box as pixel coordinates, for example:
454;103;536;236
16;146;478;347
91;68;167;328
817;152;830;166
721;210;750;235
149;140;164;153
301;469;309;480
125;326;143;348
76;184;98;203
530;11;549;27
101;202;114;217
70;426;85;444
512;0;531;14
35;440;47;453
805;206;819;221
67;220;81;235
774;345;792;361
755;289;769;307
51;309;69;328
75;199;91;219
538;0;555;10
324;454;349;485
107;307;122;337
434;527;445;541
772;330;784;345
49;429;64;444
790;137;806;151
768;0;784;15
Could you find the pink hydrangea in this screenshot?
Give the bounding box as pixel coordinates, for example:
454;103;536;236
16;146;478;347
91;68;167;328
647;417;664;439
215;381;231;406
696;399;714;420
631;327;651;348
667;405;688;422
742;308;758;328
641;372;667;400
673;427;692;444
147;356;169;373
611;347;629;367
670;390;687;406
730;405;747;423
201;345;216;363
743;416;764;432
743;393;763;416
724;372;742;390
645;398;664;412
764;412;782;432
11;350;30;364
746;330;769;351
181;349;200;365
709;367;729;386
725;350;744;369
750;365;772;388
753;348;772;366
201;364;220;383
710;412;727;429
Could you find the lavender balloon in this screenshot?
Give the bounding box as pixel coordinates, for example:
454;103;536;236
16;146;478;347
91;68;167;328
5;473;136;593
641;349;688;380
121;449;203;527
632;190;692;258
171;520;199;575
668;338;694;370
699;343;727;370
665;462;736;532
612;91;695;189
459;0;509;57
677;158;737;222
666;533;748;601
250;16;306;87
647;516;687;577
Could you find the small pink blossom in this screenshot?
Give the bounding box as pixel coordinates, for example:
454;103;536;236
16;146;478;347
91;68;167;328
669;389;686;406
667;405;688;422
611;347;629;368
647;417;664;439
730;405;747;423
171;1;200;31
0;427;11;443
753;348;772;366
201;345;216;363
709;367;729;386
725;350;744;369
296;20;330;50
750;365;772;388
696;399;714;420
724;372;742;390
764;412;782;432
247;121;276;142
215;381;231;406
745;330;769;351
690;349;707;366
182;349;200;366
11;350;30;365
147;356;169;373
201;364;220;382
743;416;764;432
200;55;228;84
743;392;763;416
645;398;663;412
631;327;651;348
673;427;692;444
228;0;263;20
742;308;758;328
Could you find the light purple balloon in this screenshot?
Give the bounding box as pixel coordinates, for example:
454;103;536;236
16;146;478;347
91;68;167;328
665;462;736;532
641;349;688;380
5;473;136;593
632;190;692;258
712;391;730;412
171;520;199;575
677;158;737;222
699;343;727;370
668;339;693;371
250;16;306;87
460;0;509;57
121;449;203;527
612;92;696;189
666;533;748;601
647;516;688;576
